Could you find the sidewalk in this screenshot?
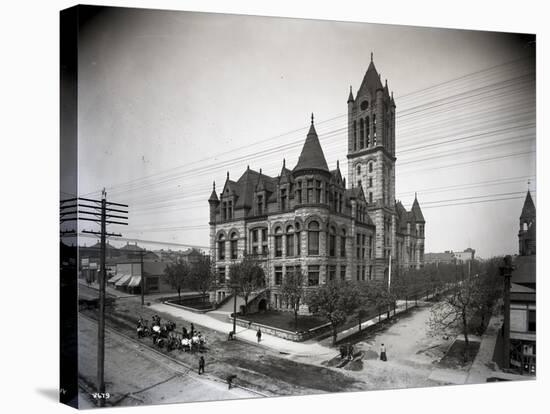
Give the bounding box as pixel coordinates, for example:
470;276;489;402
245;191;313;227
150;303;334;358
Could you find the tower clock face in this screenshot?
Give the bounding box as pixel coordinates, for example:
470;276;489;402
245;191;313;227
360;100;368;110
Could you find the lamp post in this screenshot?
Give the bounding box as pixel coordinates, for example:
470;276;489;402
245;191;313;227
231;282;239;336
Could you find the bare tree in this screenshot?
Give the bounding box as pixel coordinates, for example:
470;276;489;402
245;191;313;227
189;254;215;302
228;254;265;315
165;259;191;301
280;268;306;332
429;275;483;361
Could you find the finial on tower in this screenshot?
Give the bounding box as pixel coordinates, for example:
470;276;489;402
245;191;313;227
385;79;388;87
337;159;340;169
527;179;531;191
213;181;216;191
371;51;373;62
311;112;314;125
283;158;286;168
226;171;229;180
259;168;262;175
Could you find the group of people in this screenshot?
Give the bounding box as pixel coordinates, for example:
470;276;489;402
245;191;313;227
339;342;388;362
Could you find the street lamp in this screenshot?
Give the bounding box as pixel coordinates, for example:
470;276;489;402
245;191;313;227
230;281;239;337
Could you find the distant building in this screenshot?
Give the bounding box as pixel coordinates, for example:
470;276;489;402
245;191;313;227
454;248;475;263
424;251;455;265
508;190;536;375
424;248;475;265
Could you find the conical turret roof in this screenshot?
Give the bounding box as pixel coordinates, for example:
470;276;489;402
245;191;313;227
520;190;536;221
293;115;329;173
208;182;219;203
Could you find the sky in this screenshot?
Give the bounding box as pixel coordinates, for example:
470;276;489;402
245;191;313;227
74;6;536;258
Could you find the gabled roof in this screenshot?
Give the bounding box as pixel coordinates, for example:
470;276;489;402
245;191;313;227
234;168;261;209
357;60;384;99
520;190;536;221
293;117;329;173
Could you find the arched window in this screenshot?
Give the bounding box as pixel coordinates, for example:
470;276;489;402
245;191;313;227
295;222;302;256
359;119;364;148
353;120;357;151
369;162;373;173
366;116;370;147
274;226;283;257
340;229;346;257
218;233;226;260
308;221;320;256
373;114;377;145
328;226;336;257
286;225;295;257
230;232;238;260
356;165;361;176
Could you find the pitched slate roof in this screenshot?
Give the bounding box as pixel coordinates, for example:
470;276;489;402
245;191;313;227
293;120;329;173
520;190;536;221
512;255;536;288
411;195;425;222
357;60;384;98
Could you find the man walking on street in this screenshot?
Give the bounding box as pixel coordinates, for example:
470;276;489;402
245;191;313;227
198;356;205;374
380;343;387;361
256;328;262;343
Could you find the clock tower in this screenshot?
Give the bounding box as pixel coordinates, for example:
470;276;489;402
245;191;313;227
347;54;397;280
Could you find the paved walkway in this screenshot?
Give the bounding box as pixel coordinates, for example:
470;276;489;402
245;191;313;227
150;303;335;358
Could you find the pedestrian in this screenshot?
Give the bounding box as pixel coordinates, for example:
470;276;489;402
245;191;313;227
380;343;387;361
256;328;262;343
339;345;346;359
348;344;354;361
198;356;205;374
228;331;234;341
190;323;195;337
227;374;237;389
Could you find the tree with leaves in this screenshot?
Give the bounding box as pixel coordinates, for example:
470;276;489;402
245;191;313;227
228;254;265;315
164;258;191;300
280;268;306;332
307;280;359;345
189;253;215;302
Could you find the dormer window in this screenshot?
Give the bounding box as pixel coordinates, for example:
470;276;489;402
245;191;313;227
256;194;264;215
280;188;287;211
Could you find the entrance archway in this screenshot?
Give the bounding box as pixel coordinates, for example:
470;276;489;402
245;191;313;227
258;298;267;312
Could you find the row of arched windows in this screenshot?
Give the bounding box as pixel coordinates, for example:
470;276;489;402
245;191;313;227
353;115;377;151
216;221;351;260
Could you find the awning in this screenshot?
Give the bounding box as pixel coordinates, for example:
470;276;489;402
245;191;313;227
128;275;142;288
108;273;125;284
115;274;133;287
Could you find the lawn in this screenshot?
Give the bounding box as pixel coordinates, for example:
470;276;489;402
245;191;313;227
240;311;327;332
438;339;481;369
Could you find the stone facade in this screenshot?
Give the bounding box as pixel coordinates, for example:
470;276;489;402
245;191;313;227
208;57;425;312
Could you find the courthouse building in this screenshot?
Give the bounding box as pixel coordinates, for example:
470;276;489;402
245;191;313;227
208;57;425;309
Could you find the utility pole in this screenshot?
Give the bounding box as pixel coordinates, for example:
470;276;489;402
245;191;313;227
500;255;514;370
60;191;128;407
97;190;106;404
140;249;145;306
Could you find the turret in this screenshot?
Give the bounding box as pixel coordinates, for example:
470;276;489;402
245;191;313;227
208;181;219;223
